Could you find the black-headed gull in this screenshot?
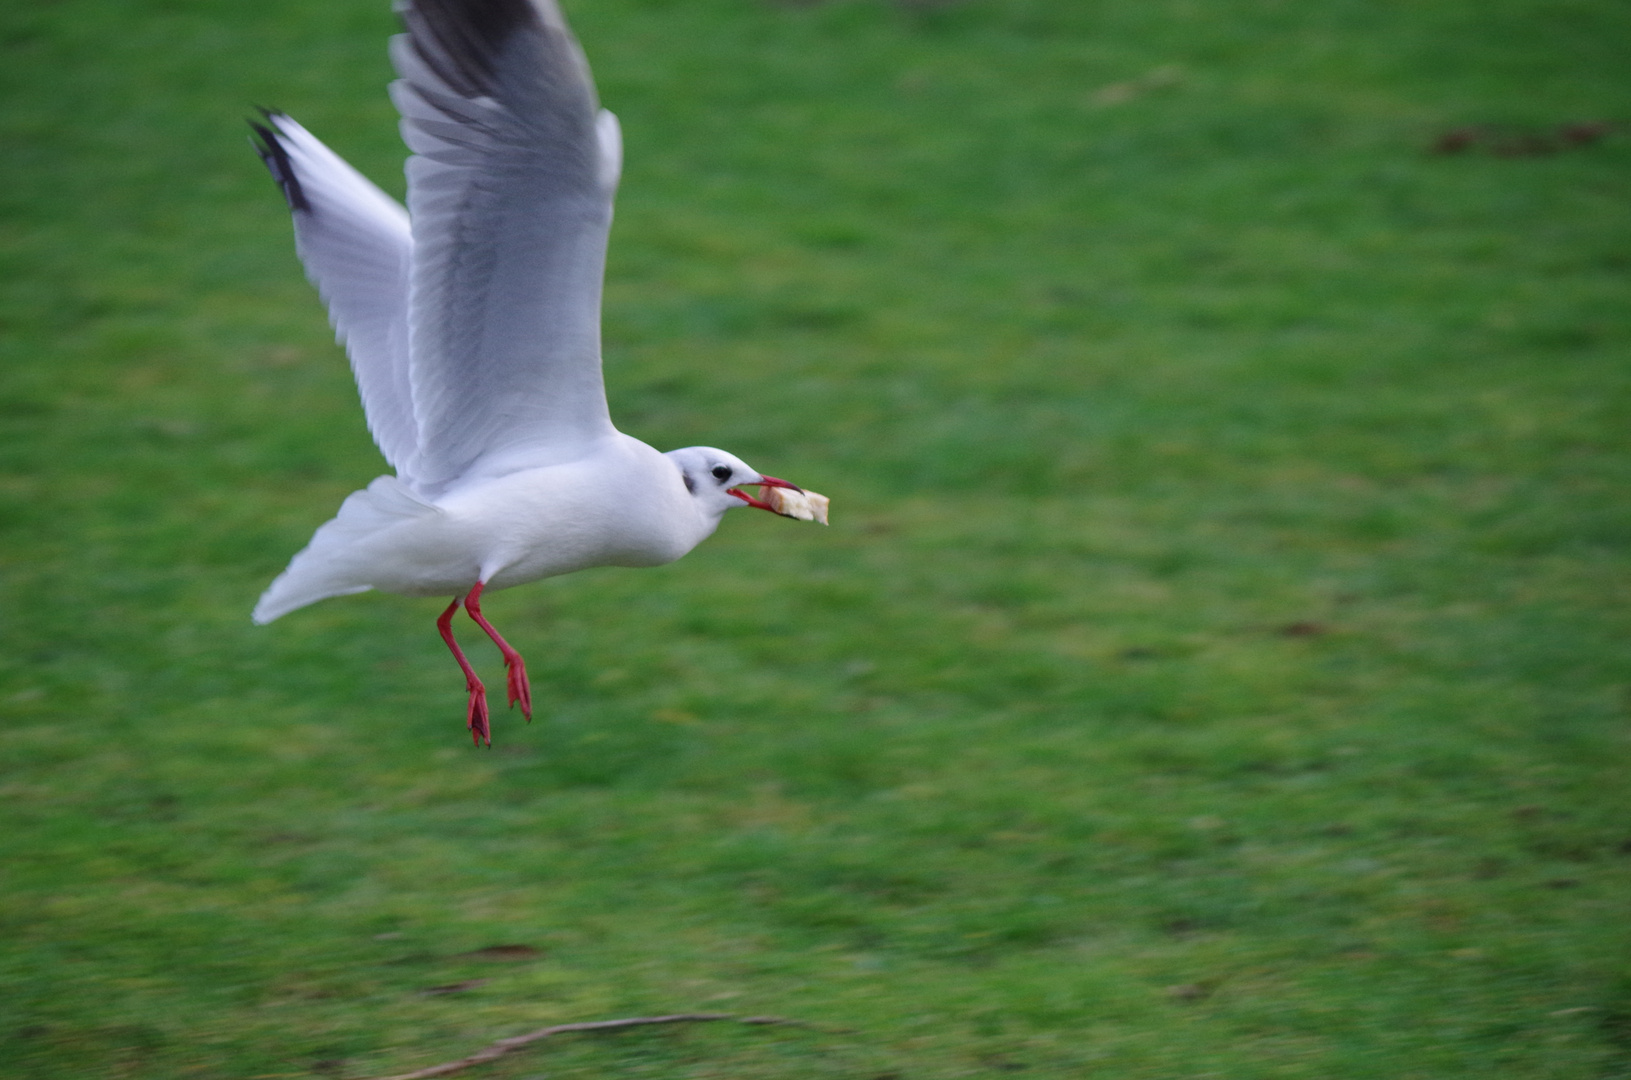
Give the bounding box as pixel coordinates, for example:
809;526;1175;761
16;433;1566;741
249;0;825;745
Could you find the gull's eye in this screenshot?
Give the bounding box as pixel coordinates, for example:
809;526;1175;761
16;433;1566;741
711;464;733;482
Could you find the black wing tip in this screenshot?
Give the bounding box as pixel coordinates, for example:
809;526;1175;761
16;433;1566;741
247;109;312;214
399;0;545;97
404;0;541;40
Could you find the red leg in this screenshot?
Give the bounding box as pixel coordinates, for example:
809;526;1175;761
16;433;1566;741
463;581;532;722
437;597;490;746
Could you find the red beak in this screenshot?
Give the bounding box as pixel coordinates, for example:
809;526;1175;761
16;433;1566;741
727;474;802;511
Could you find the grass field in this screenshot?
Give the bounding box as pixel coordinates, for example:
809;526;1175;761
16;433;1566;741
3;0;1631;1076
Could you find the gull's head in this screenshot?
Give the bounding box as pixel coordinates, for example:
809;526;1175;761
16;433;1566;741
665;447;802;520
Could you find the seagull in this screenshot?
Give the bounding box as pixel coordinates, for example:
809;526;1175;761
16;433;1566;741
248;0;824;745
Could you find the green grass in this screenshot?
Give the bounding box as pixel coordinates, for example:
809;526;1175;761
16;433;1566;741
4;0;1631;1076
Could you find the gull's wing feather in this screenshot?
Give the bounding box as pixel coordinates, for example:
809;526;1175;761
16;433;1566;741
251;114;419;473
391;0;621;492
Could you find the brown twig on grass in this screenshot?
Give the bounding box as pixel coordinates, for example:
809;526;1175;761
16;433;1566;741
367;1013;801;1080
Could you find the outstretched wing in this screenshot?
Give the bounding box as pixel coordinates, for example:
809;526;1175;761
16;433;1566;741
251;113;419;473
391;0;623;493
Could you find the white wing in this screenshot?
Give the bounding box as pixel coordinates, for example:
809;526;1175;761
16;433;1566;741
391;0;623;493
251;114;419;473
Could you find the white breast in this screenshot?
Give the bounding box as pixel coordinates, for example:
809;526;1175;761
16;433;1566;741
428;434;712;592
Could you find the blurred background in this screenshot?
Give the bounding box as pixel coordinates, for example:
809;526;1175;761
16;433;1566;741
2;0;1629;1076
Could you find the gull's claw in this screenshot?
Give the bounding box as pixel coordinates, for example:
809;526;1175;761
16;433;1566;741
466;678;491;746
505;655;532;722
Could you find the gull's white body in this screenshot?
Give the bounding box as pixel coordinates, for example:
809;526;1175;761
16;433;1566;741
249;0;810;740
253;434;716;621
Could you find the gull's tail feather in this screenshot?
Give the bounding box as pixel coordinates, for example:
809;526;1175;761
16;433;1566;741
252;579;371;625
253;476;439;623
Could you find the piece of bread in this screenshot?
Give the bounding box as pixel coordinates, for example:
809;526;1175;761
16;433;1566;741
763;486;830;524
